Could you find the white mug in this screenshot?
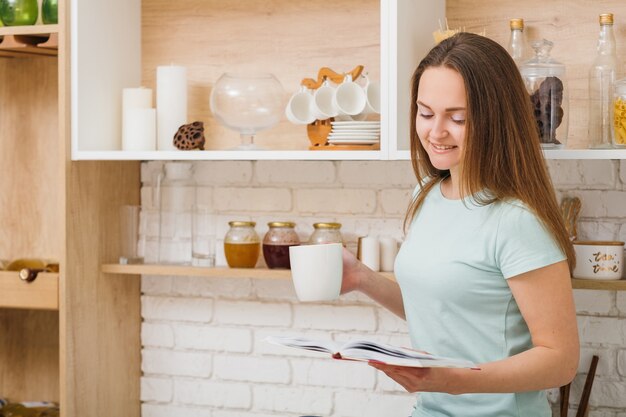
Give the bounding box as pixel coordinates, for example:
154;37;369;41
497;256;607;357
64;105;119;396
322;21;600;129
289;243;343;301
285;86;316;125
362;75;381;115
312;79;338;120
332;74;367;116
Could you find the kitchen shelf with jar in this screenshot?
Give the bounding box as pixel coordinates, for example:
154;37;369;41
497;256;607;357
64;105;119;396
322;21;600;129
0;24;58;57
0;271;59;310
101;263;626;291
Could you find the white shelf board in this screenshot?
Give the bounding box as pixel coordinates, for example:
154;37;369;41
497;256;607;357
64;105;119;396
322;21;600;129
391;149;626;160
72;150;383;161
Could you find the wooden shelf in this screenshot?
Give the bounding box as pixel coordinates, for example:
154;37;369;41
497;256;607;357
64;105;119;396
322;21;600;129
0;25;58;57
102;264;625;291
0;271;59;310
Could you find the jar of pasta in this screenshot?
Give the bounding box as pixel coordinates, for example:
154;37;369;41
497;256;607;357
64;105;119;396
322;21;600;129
308;222;343;245
224;221;260;268
613;78;626;148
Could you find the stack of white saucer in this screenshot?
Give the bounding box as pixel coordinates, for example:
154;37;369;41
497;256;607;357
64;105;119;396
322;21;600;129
327;121;380;145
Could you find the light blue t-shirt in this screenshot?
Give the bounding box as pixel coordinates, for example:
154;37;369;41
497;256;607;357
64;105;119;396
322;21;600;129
394;181;566;417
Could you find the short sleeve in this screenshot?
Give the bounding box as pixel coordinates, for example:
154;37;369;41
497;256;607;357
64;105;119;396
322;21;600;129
495;202;566;279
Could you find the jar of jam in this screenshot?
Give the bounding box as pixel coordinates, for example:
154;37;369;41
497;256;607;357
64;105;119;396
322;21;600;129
224;221;260;268
263;222;300;269
308;222;343;245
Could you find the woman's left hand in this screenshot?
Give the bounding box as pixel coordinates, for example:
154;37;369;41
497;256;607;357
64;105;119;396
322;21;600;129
368;362;459;394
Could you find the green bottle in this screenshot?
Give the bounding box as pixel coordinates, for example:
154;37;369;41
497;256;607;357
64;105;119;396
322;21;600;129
0;0;38;26
42;0;57;24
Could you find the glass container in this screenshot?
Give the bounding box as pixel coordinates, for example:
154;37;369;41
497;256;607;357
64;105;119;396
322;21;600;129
224;221;261;268
520;39;569;149
156;162;196;264
507;18;527;67
42;0;57;24
308;222;343;245
0;0;38;26
589;13;618;149
613;78;626;148
262;222;300;269
210;72;285;150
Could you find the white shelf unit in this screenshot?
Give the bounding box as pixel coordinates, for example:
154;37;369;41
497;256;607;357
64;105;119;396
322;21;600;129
70;0;626;161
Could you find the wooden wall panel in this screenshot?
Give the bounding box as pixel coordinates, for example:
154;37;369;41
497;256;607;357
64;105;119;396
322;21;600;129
0;309;60;402
447;0;626;149
0;57;61;260
62;161;141;417
142;0;380;150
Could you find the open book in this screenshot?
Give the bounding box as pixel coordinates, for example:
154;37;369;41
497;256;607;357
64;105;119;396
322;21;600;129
265;335;479;369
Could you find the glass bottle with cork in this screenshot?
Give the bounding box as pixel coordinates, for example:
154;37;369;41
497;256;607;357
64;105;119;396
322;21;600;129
507;18;527;67
589;13;618;149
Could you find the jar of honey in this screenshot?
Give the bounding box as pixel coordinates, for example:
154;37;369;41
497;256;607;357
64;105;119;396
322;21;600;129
308;222;343;245
263;222;300;269
224;221;260;268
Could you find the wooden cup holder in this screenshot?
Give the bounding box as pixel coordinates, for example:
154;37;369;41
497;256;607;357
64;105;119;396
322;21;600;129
302;65;380;151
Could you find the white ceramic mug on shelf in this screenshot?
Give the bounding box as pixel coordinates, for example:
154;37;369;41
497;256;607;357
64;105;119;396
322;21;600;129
285;86;316;125
289;243;343;302
312;79;338;120
332;74;367;116
362;75;381;115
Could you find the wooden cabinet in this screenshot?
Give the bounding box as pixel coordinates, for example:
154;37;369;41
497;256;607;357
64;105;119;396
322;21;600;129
0;1;141;416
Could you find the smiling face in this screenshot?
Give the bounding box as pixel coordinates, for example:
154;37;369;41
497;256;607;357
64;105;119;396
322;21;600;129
415;66;467;177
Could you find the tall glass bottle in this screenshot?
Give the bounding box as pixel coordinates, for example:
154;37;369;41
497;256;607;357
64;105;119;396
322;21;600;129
588;13;618;148
156;162;196;264
507;18;527;67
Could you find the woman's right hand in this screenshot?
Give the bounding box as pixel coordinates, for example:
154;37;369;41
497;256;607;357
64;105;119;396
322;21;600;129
341;247;365;294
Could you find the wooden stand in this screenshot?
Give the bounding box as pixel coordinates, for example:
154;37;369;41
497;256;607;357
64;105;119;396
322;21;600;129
0;26;58;58
303;65;379;151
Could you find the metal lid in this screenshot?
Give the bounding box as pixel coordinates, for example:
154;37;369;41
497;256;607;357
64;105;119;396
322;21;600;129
268;221;296;228
599;13;614;25
228;221;256;227
313;222;341;229
510;18;524;30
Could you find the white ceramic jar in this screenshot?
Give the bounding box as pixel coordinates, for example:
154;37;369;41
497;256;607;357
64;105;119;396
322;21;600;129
573;241;624;280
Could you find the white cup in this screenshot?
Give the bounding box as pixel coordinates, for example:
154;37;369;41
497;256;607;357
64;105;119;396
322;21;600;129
363;76;381;114
289;243;343;301
332;74;367;116
312;79;338;120
285;86;316;125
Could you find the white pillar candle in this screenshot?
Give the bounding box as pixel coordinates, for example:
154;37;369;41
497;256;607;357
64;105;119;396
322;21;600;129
379;237;398;272
123;108;156;151
156;65;188;151
360;236;380;272
122;87;153;151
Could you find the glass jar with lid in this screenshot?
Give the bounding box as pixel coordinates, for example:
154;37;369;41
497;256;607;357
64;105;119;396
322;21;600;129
224;221;260;268
263;222;300;269
520;39;569;149
308;222;343;245
613;78;626;148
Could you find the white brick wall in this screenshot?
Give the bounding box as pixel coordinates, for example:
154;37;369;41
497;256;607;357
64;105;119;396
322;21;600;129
140;160;626;417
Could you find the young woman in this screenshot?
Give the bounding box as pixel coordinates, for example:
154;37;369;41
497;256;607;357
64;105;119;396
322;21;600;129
341;33;579;417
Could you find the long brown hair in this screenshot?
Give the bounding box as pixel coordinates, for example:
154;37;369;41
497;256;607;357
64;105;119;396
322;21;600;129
404;32;575;271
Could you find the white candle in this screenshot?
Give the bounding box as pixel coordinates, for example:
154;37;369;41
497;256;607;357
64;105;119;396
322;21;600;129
123;108;156;151
379;237;398;272
122;87;153;150
360;236;380;272
156;65;188;151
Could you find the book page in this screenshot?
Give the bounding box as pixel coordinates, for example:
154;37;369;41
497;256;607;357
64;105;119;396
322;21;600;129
264;335;341;354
